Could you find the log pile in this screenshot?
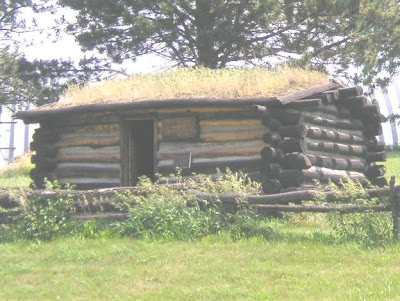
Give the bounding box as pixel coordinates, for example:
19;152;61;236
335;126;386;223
256;86;387;194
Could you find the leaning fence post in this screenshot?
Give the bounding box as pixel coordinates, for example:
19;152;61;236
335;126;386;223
390;175;398;241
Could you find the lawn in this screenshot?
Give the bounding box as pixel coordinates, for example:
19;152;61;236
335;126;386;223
1;237;400;300
0;151;400;300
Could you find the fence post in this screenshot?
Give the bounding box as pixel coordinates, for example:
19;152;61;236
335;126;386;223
390;175;399;241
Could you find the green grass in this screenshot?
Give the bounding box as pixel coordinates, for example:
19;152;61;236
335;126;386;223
0;154;33;188
1;152;400;300
386;151;400;181
1;236;400;300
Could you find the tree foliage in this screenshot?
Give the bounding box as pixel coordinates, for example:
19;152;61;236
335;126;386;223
0;0;124;108
59;0;400;85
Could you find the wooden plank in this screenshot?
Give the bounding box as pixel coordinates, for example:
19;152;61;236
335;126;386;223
158;107;246;114
56;153;120;163
278;82;340;104
200;128;268;142
56;135;120;148
157;156;263;174
158;140;264;160
200;119;262;127
57;146;120;155
162;117;198;140
54;163;120;178
337;86;363;99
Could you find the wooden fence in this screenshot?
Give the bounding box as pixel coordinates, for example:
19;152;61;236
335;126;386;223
1;176;400;238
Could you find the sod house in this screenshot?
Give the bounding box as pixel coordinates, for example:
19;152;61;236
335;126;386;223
15;69;386;192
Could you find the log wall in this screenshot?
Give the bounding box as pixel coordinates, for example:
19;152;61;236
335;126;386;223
156;108;268;180
258;86;386;194
31;107;268;189
30;114;122;189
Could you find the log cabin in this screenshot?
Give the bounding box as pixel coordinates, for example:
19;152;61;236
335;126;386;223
14;69;387;192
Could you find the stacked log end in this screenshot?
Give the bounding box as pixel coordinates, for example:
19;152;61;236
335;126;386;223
259;85;387;194
30;125;59;188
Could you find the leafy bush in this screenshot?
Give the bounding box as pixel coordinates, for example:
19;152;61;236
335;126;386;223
115;172;271;240
12;180;76;241
315;180;393;248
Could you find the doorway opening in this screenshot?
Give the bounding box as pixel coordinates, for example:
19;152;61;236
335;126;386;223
122;120;154;186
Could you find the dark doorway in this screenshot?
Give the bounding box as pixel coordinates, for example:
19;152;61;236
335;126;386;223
123;120;154;186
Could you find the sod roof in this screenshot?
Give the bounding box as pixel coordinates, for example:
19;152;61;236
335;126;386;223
15;67;339;121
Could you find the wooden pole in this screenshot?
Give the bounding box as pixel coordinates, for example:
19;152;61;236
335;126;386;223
390;176;399;240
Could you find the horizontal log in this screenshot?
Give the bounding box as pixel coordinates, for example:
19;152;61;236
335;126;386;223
279;124;308;138
200;128;268;142
261;112;282;130
56;135;120;148
29;143;58;157
366;141;385;152
366;152;387;163
269;109;304;125
337;86;363;99
322;90;340;101
251;204;390;213
157;156;263;174
260;147;283;163
54;163;120;178
32;129;59;143
199;119;262;128
337;96;369;108
31;155;58;170
306;154;367;172
44;114;120;127
262;132;281;146
304;115;363;130
157;171;262;185
56;152;121;163
192;186;399;205
56;178;120;190
364;124;383;137
158;140;265;160
365;165;387;179
278;166;367;187
280;153;312;170
279;138;307;153
62;123;120;134
306;127;364;144
278;82;340;104
307;141;367;156
283;98;322;109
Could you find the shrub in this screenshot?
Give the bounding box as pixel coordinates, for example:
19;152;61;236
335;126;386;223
115;172;271;240
315;180;393;248
13;180;76;241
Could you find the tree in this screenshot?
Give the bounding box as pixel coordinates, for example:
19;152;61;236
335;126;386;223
0;0;125;109
58;0;400;85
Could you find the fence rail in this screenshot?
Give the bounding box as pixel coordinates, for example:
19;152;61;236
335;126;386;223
1;176;399;238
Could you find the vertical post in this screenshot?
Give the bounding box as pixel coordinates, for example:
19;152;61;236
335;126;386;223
23;104;30;154
390;175;398;240
8;117;15;164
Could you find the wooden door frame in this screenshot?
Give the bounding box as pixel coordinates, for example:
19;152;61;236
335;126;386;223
120;117;157;186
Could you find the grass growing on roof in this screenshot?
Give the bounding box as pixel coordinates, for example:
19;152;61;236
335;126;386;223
60;67;329;107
